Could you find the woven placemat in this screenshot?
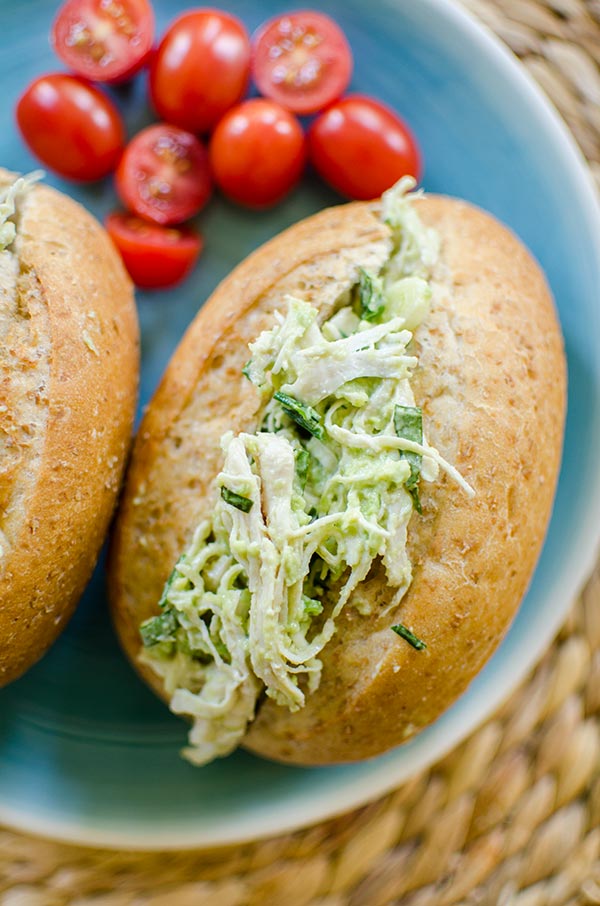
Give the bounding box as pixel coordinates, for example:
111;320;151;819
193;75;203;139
2;2;600;904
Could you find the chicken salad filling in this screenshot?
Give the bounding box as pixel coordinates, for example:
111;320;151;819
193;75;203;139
139;178;474;765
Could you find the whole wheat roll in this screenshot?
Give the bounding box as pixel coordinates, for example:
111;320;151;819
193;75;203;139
0;169;139;686
109;194;565;764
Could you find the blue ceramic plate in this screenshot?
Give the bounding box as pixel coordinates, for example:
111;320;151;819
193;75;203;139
1;0;599;850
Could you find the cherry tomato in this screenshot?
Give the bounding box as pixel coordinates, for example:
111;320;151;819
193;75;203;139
252;11;352;115
209;99;306;209
16;74;125;181
106;213;202;289
51;0;154;84
150;10;251;134
308;95;422;200
115;124;212;226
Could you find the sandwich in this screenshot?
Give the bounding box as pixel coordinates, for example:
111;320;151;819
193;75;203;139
0;169;139;686
109;180;565;765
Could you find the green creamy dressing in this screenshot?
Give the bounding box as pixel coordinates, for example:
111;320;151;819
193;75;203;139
140;178;473;766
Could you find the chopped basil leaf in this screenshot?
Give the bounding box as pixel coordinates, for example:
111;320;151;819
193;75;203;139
391;623;427;650
220;486;254;512
394;404;422;447
158;556;186;609
274;391;324;438
295;449;310;490
394;404;423;513
358;268;385;322
141;609;178;647
407;485;423;515
213;639;231;661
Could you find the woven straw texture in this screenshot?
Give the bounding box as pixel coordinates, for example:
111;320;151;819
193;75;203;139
2;2;600;904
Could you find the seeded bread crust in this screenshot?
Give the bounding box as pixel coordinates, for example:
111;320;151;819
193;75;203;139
109;196;565;764
0;170;139;686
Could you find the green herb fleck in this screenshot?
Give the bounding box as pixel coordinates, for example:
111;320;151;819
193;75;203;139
394;404;423;514
295;449;311;490
242;361;252;381
391;623;427;650
407;486;422;514
274;391;323;438
303;596;324;617
213;638;231;661
358;268;385;322
140;609;178;648
220;486;254;512
158;556;186;608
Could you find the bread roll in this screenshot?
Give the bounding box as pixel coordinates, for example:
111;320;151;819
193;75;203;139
0;170;139;686
109;193;565;764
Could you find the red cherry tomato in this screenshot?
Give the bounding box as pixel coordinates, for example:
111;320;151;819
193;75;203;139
106;213;202;289
209;99;306;209
150;10;251;134
51;0;154;84
308;95;422;200
252;11;352;115
115;124;212;226
16;74;125;182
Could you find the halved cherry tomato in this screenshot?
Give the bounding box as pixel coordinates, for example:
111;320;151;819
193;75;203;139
106;213;202;289
51;0;154;84
209;99;306;209
150;10;251;134
115;124;212;225
308;95;422;200
252;11;352;115
16;73;125;181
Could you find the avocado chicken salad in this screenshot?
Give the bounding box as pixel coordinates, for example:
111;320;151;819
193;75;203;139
139;179;474;765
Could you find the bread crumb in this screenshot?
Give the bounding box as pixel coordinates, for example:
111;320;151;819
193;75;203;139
82;329;99;356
